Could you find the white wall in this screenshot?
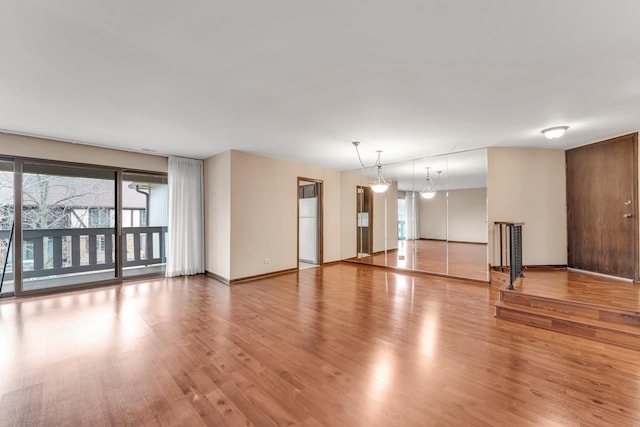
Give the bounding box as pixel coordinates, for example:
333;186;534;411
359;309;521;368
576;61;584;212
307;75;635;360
0;132;167;172
228;151;342;280
204;151;231;280
487;147;567;266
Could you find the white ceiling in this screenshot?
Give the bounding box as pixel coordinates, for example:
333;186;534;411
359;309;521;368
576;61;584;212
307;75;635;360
2;1;640;171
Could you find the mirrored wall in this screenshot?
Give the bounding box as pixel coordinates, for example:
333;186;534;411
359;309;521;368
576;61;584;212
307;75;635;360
349;148;488;282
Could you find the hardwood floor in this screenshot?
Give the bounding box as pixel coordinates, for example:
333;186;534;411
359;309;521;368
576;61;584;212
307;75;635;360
507;269;640;310
446;241;488;280
352;240;488;281
1;263;640;426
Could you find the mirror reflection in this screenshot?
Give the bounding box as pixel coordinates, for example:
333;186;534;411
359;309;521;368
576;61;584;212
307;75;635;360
354;165;399;266
349;148;488;282
411;154;448;275
442;149;488;280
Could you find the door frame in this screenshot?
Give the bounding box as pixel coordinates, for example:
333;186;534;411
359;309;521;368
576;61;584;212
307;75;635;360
12;158;122;297
296;177;323;267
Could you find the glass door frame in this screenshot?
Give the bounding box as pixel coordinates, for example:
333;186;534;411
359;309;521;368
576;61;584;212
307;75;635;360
121;171;169;279
0;155;167;298
12;158;123;297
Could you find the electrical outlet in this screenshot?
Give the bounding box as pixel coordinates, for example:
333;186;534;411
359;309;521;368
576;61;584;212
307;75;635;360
264;258;270;264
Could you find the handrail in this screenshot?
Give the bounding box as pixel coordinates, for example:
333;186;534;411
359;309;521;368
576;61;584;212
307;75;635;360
494;222;524;289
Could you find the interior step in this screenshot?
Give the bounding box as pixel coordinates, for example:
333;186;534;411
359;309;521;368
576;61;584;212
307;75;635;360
489;268;510;288
495;300;640;350
500;289;640;327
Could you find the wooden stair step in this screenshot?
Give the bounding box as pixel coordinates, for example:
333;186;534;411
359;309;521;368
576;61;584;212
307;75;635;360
490;269;510;288
500;289;640;327
495;300;640;350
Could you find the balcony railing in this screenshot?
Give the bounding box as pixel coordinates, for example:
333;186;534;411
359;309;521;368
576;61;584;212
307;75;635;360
0;226;167;280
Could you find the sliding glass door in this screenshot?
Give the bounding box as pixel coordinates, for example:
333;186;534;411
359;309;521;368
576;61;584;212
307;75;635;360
20;163;117;292
0;158;168;297
122;172;168;278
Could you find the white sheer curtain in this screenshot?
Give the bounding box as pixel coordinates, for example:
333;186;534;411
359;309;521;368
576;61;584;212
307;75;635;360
166;156;204;277
405;191;419;240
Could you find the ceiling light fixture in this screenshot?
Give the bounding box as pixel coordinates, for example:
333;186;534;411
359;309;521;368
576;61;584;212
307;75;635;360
370;151;390;193
353;141;390;193
541;126;569;139
420;167;441;199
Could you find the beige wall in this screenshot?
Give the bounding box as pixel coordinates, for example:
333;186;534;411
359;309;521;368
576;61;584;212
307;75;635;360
372;182;399;253
418;188;487;243
418;191;447;240
448;188;488;243
228;151;342;280
2;131;569;278
340;171;360;259
204;151;231;280
487;147;566;266
0;132;167;172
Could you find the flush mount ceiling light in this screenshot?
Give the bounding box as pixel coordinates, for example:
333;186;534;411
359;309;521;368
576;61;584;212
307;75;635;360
420;167;441;199
353;141;390;193
541;126;569;139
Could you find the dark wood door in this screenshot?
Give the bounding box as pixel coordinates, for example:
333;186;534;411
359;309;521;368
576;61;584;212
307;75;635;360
566;133;638;279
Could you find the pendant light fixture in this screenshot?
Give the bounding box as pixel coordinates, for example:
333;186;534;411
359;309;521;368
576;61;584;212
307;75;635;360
420;167;441;199
369;151;390;193
353;141;390;193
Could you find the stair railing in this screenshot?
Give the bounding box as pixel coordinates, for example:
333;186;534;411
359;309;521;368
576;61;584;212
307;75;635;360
494;221;524;289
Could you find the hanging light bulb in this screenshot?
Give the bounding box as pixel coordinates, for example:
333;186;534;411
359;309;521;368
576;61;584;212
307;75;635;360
369;151;389;193
420;168;441;199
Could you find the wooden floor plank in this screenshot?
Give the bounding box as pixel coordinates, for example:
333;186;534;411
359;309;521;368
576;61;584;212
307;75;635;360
496;269;640;350
1;263;640;426
509;269;640;311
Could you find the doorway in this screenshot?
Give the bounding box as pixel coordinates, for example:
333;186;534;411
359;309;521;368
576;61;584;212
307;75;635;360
356;185;373;257
298;178;323;269
566;133;638;280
